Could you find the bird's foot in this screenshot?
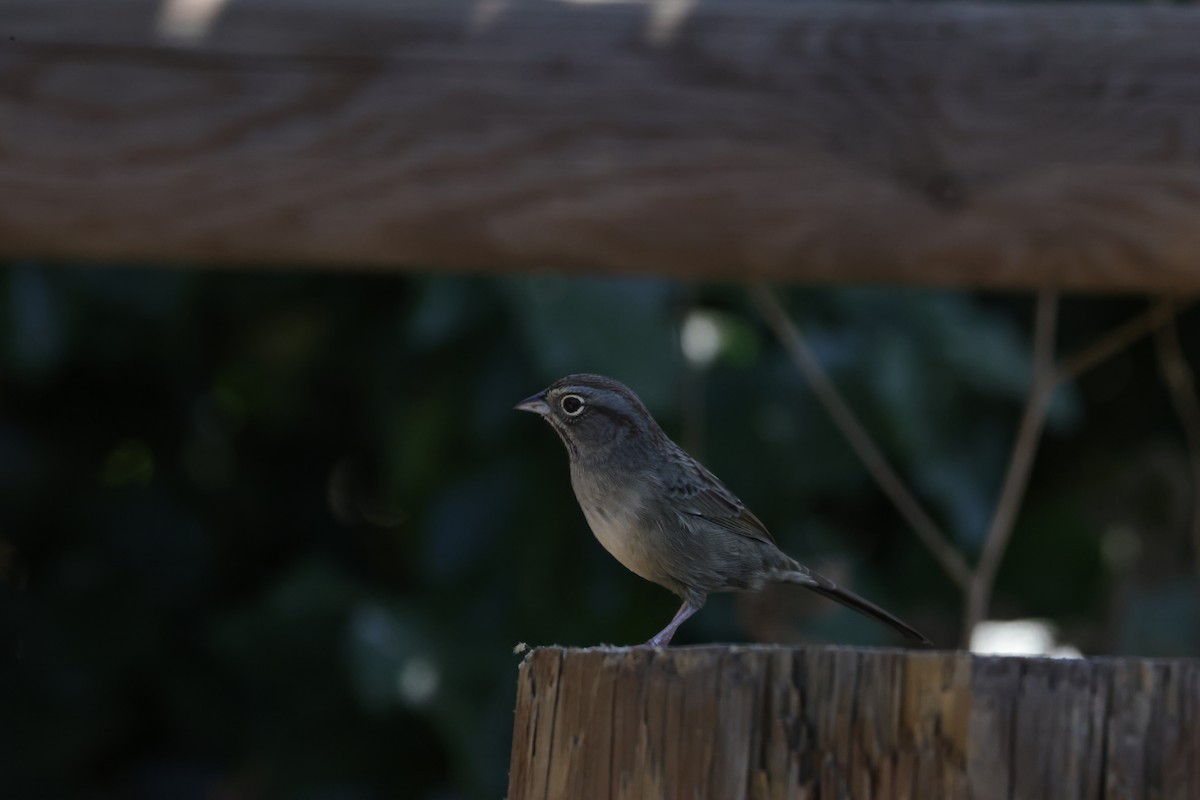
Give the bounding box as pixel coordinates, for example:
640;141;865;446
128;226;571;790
641;601;698;648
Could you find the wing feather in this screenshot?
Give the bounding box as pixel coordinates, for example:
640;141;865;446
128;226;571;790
662;446;775;546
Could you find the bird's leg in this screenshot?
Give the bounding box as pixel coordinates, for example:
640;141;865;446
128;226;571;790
645;601;698;647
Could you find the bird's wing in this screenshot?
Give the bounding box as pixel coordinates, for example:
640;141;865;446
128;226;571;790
662;448;776;546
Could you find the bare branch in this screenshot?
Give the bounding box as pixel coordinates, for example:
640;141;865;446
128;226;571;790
749;283;972;590
1152;306;1200;576
753;285;1193;646
962;290;1059;645
1056;299;1184;385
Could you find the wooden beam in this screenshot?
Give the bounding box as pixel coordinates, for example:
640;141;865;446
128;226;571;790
4;1;1200;290
508;646;1200;799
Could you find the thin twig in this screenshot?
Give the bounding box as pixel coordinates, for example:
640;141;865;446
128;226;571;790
1152;305;1200;577
1055;299;1183;385
962;289;1059;645
754;284;1189;646
749;283;972;590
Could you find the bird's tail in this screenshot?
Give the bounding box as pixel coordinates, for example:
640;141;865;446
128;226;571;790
768;562;931;645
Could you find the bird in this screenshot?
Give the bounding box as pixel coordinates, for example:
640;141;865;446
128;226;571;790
515;373;930;647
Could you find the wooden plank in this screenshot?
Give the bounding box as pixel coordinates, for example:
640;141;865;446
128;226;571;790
507;646;563;800
4;1;1200;290
508;646;1200;800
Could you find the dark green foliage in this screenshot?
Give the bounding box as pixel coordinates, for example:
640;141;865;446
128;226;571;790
1;265;1197;798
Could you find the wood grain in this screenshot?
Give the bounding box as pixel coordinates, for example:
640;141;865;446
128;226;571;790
4;1;1200;290
508;646;1200;800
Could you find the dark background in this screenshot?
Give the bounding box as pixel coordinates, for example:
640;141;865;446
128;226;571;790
2;263;1196;798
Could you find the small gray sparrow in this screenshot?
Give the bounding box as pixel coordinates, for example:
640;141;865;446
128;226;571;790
516;373;929;646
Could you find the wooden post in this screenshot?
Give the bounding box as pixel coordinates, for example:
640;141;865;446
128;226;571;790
508;646;1200;800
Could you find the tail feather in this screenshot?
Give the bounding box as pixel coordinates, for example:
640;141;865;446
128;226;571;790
772;566;931;645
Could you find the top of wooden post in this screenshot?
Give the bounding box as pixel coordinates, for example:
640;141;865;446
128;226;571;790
508;644;1199;799
5;0;1200;291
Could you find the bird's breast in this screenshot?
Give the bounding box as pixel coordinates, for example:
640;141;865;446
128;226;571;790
572;474;662;584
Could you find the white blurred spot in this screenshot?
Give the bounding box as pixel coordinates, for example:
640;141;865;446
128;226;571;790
970;619;1082;659
156;0;231;41
555;0;696;44
470;0;511;32
681;310;722;366
647;0;696;44
513;642;528;655
397;656;440;707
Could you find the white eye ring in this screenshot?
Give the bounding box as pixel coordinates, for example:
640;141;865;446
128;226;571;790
560;394;586;416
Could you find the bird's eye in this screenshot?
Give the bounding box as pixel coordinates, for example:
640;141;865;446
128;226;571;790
560;394;585;416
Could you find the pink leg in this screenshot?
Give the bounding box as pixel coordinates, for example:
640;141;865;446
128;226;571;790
645;601;699;647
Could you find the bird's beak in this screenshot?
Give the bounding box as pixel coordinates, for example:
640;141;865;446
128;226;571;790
514;392;551;416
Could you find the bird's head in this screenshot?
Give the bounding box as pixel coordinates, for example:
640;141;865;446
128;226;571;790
515;373;662;459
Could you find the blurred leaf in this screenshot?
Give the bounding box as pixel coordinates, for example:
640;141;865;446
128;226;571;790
502;275;682;411
98;438;155;487
1117;578;1200;657
69;264;192;321
383;394;454;501
6;262;66;379
931;294;1031;399
344;602;439;713
406;276;492;350
1046;383;1084;432
421;462;520;582
913;427;1007;549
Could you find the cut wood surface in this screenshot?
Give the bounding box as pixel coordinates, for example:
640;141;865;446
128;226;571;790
4;1;1200;290
508;645;1200;800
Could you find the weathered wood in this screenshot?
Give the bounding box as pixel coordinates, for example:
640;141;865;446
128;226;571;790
4;2;1200;290
508;646;1200;800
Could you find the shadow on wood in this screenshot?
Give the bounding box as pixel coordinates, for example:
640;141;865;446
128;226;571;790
508;645;1199;799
